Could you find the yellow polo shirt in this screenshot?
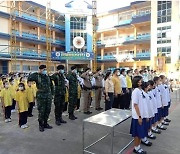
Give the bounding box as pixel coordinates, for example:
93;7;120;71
1;88;12;107
16;90;28;113
26;86;35;103
112;75;122;95
9;84;16;99
126;75;132;89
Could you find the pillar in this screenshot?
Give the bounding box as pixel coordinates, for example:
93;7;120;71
101;48;104;60
101;63;104;71
37;27;40;40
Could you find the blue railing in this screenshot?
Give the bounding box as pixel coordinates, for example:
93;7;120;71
97;55;116;61
136;52;150;58
118;19;132;26
22;32;38;39
137;33;150;40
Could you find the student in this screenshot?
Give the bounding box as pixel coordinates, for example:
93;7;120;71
1;81;12;123
9;78;17;113
159;75;171;125
153;77;167;130
26;81;35;117
16;83;29;129
130;76;148;154
148;80;161;134
104;71;114;111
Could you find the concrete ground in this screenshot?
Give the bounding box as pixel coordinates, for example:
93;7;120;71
0;91;180;154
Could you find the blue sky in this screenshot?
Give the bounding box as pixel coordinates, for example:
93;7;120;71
32;0;136;13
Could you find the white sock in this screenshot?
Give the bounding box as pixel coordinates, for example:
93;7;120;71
148;131;152;136
135;145;140;150
142;137;147;142
152;127;156;130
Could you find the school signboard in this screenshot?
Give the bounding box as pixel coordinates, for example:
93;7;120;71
51;51;94;60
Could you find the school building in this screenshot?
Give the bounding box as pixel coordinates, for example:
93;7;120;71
97;1;180;73
0;0;93;74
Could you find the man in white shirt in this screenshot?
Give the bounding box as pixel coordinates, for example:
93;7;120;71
119;68;129;109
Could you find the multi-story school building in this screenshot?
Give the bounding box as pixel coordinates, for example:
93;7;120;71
97;1;180;73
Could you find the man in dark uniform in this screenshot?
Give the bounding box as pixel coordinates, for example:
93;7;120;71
67;66;78;120
28;65;53;132
51;65;67;126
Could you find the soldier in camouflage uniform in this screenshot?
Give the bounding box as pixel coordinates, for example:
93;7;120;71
51;65;67;126
67;66;78;120
28;65;53;132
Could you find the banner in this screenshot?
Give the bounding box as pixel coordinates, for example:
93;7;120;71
51;51;94;60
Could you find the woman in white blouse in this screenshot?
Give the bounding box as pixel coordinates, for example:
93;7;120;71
104;71;114;111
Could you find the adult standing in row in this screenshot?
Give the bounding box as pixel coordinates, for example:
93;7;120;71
51;65;67;126
94;68;103;111
67;66;78;120
81;68;92;114
28;65;53;132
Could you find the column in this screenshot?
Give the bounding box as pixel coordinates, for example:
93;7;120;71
38;44;41;56
134;26;137;39
101;33;104;42
20;61;23;72
65;14;70;52
19;42;22;54
52;31;55;42
52;47;56;51
37;8;40;21
134;45;137;58
101;48;104;60
116;62;119;68
18;1;22;16
101;63;104;71
87;16;92;52
37;27;40;40
19;22;22;36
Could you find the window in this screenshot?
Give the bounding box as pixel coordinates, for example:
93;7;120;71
157;1;171;23
157;26;171;44
70;16;87;30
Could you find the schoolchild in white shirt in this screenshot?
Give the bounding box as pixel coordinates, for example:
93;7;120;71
130;76;148;154
153;77;167;130
140;82;153;146
148;80;161;134
159;75;171;124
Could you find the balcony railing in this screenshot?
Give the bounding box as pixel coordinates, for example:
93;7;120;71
136;52;150;58
137;33;150;40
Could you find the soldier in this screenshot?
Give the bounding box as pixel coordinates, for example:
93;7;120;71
94;68;103;111
81;68;93;114
67;66;78;120
28;65;53;132
51;65;67;126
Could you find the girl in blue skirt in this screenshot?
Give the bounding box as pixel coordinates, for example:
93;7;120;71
130;76;147;154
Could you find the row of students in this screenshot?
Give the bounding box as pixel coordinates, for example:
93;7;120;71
0;80;36;129
130;75;171;154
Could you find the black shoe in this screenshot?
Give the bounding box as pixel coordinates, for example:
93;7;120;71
147;134;156;140
133;148;147;154
28;114;33;117
39;125;44;132
44;123;53;129
157;125;167;130
152;129;161;134
165;118;171;123
141;140;152;146
55;120;61;126
162;122;169;126
84;112;89;115
69;115;75;120
73;115;78;119
60;118;67;123
98;107;103;110
95;108;101;111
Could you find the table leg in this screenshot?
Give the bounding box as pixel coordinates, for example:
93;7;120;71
111;127;114;154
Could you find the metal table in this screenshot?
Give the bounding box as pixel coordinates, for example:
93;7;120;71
83;108;133;154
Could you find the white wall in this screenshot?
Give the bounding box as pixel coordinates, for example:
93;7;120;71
0;1;9;13
0;39;9;53
0;17;9;34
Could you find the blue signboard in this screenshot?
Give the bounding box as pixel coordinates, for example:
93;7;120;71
51;51;94;60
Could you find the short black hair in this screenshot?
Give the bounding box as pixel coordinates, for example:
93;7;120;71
18;82;25;90
148;80;154;86
113;68;119;74
9;78;14;83
39;65;46;70
96;68;101;72
85;68;90;72
3;80;8;86
71;65;77;71
132;76;143;88
159;75;165;79
127;70;131;74
104;71;111;81
120;69;125;74
57;65;64;70
153;76;160;83
141;81;150;91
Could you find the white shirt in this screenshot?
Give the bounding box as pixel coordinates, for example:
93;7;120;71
151;89;158;114
147;91;155;117
159;84;168;106
131;88;149;119
155;86;162;108
164;84;171;104
120;74;127;88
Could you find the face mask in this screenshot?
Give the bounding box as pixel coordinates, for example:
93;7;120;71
60;70;64;74
117;72;120;76
42;70;47;75
12;81;15;85
73;69;77;74
89;71;92;75
19;87;24;91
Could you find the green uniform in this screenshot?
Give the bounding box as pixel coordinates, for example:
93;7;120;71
28;72;53;126
51;72;66;121
67;72;78;114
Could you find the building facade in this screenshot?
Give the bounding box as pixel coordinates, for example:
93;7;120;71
97;1;180;73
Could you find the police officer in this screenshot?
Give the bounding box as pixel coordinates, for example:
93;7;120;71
67;66;78;120
51;65;67;126
94;68;103;111
28;65;53;132
81;68;92;114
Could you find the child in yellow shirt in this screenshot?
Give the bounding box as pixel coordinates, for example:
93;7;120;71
9;78;17;113
1;81;12;123
76;82;81;111
16;83;29;129
26;81;35;117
